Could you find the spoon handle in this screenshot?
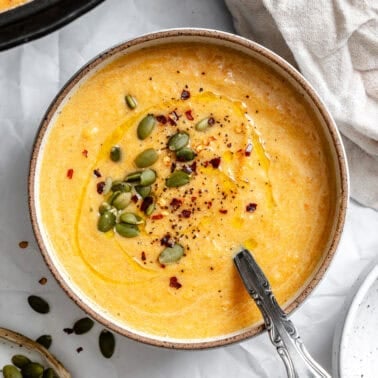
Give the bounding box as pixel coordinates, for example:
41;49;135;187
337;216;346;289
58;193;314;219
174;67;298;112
234;249;331;378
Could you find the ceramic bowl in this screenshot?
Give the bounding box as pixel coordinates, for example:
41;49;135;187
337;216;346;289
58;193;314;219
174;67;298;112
28;29;349;349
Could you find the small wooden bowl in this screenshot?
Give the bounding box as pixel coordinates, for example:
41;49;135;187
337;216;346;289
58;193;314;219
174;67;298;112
0;328;70;377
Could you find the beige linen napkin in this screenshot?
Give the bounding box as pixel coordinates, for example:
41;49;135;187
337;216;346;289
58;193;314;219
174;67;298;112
225;0;378;209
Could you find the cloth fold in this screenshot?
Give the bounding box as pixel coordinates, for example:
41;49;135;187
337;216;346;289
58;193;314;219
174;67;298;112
225;0;378;209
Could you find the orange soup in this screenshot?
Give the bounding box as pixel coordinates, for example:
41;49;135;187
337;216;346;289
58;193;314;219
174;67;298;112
38;43;335;339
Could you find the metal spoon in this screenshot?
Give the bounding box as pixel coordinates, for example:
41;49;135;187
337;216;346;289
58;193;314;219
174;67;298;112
233;248;331;378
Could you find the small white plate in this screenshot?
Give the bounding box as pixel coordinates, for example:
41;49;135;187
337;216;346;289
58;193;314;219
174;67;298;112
333;263;378;378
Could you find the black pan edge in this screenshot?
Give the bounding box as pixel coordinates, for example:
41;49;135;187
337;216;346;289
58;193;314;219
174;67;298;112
0;0;105;51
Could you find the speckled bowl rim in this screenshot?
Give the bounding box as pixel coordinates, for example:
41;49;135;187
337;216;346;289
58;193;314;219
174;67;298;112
28;28;349;350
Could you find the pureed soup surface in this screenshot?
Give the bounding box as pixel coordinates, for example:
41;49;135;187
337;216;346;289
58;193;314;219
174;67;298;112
38;43;335;339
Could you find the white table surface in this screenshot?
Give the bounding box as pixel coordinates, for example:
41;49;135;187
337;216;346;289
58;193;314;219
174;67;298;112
0;0;377;377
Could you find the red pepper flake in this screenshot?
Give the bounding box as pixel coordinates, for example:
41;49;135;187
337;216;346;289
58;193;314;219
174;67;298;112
38;277;47;285
181;209;191;218
161;233;175;247
151;214;164;220
131;195;139;203
189;161;197;173
246;203;257;212
82;149;88;158
170;198;182;211
169;276;182;289
245;143;253;156
227;143;232;148
97;181;105;194
185;110;194;120
160;264;166;269
76;347;83;354
67;169;74;179
208;117;215;126
219;209;228;214
209;157;221;169
191;196;197;202
181;89;190;100
141;252;146;261
18;241;28;249
63;328;74;335
167;116;177;126
156;115;167;124
93;169;101;178
207;201;213;209
141;196;153;212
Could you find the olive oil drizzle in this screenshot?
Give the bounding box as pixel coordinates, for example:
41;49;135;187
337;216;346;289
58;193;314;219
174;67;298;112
74;91;272;283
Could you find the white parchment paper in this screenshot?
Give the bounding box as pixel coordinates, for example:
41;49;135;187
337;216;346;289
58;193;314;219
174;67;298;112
0;0;377;377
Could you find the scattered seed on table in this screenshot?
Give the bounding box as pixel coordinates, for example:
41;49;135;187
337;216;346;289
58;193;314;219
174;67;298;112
27;296;50;314
36;335;52;349
99;330;115;358
73;317;94;335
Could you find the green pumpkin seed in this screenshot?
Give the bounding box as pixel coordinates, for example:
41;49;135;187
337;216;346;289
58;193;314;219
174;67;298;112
42;368;58;378
134;148;158;168
145;203;155;216
2;365;22;378
36;335;52;349
168;132;189;151
97;211;116;232
115;223;139;238
165;170;190;187
119;213;143;225
125;171;142;183
140;169;157;186
110;146;122;162
111;181;131;192
112;192;132;210
11;355;31;369
158;243;184;264
125;95;137;110
21;363;44;378
27;295;49;314
137;114;156;140
99;202;111;214
99;330;115;358
176;147;196;162
73;317;94;335
135;185;151;198
195;117;212;131
108;190;121;205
